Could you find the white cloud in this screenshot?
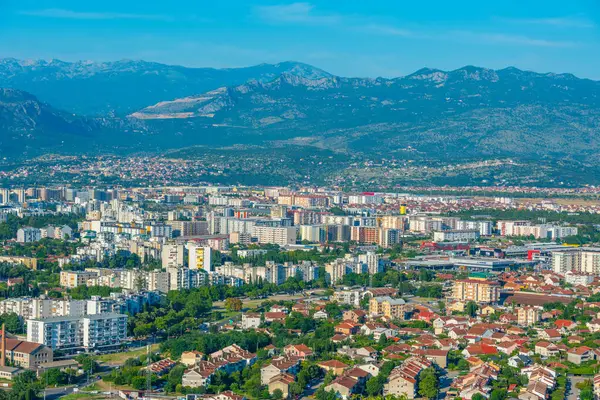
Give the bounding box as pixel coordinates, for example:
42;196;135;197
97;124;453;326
360;24;417;38
498;16;595;29
19;8;174;21
254;3;341;25
451;31;580;48
255;3;579;48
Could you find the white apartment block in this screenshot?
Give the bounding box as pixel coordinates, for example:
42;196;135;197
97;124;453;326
553;248;600;275
299;225;326;243
455;220;493;236
433;230;480;243
358;252;383;274
161;244;185;268
17;227;41;243
409;216;443;234
27;313;128;351
564;271;595;286
498;221;578;239
60;271;99;288
253;226;297;246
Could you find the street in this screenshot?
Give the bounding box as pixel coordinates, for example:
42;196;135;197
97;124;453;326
567;374;590;400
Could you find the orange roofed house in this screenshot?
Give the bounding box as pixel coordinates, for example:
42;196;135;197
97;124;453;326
283;344;313;360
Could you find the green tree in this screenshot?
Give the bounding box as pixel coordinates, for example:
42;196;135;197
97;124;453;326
224;298;243;312
366;376;384;396
75;354;99;373
490;388;508;400
466;301;478;317
378;334;388;346
418;368;439;399
10;370;43;400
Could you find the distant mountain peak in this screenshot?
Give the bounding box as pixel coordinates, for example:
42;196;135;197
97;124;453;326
449;65;499;82
406;67;448;83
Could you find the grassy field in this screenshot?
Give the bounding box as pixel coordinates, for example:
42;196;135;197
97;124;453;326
95;343;160;365
60;394;104;400
213;293;313;311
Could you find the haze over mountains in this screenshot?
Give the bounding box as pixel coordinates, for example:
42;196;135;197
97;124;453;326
1;58;600;165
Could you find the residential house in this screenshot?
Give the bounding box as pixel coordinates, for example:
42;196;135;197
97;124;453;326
268;373;295;398
343;309;367;323
383;356;432;399
534;341;559;358
318;360;349;376
261;357;301;385
283;344;313;360
567;347;595;365
241;313;262;330
181;351;204;367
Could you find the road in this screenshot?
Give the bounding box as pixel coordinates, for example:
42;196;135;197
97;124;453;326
439;371;460;399
301;378;324;400
44;386;75;400
567;374;590;400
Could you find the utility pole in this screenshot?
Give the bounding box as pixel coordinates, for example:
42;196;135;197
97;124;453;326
146;343;151;392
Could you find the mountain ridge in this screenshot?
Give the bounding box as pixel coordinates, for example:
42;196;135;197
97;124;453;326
2;60;600;172
0;59;332;115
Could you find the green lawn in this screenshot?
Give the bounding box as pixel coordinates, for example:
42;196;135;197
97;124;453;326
60;394;103;400
95;343;160;365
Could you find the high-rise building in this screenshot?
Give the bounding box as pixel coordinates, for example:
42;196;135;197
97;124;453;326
253;226;297;246
14;189;25;204
0;189;9;204
188;245;212;272
161;244;185;268
358;252;383;274
552;248;600;274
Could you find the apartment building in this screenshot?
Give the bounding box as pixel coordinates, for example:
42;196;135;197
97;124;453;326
384;357;433;399
60;271;98;289
350;226;378;244
451;278;501;304
188;244;212;272
27;313;128;352
552;248;600;274
517;306;542;326
433;230;480;243
16;227;41;243
0;256;38;270
369;296;412;320
253;226;297;246
161;244;185;268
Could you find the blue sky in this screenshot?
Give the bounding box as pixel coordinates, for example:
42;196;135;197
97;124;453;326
2;0;600;78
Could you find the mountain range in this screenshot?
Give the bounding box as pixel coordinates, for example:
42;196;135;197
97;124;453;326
1;58;600;170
